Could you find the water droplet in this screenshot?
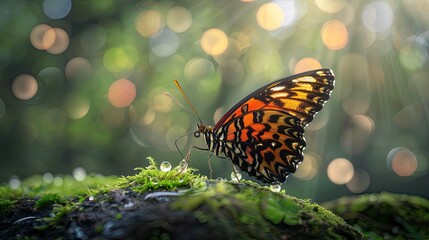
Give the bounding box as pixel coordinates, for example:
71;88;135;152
179;159;188;172
160;161;172;172
124;202;134;208
216;177;225;182
269;184;281;192
230;169;242;182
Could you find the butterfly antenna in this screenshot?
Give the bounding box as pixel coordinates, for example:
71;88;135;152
163;92;192;115
174;131;195;160
174;80;203;124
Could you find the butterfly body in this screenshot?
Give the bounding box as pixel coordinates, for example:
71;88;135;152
194;68;335;184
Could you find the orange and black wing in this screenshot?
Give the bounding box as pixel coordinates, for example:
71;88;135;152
213;68;335;183
214;68;335;130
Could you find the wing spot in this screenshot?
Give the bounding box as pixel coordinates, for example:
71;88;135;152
253;111;263;123
292;142;299;150
268;114;280;123
271;85;286;92
264;152;275;162
241;104;248;114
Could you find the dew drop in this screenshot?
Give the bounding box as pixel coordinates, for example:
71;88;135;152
231;169;242;182
269;184;281;192
216;177;225;182
124;202;134;208
160;161;172;172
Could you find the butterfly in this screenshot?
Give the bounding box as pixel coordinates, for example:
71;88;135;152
175;68;335;184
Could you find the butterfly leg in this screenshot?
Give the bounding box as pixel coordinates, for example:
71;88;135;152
231;164;242;183
207;152;214;179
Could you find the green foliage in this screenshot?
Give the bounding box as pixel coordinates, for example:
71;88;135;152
0;199;16;215
172;180;360;239
0;185;24;200
116;157;205;193
323;192;429;239
0;174;118;201
261;194;301;225
0;157;363;239
35;193;65;209
36;203;75;230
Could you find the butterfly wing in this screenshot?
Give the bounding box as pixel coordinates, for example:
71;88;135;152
212;68;335;183
215;109;306;183
214;68;335;130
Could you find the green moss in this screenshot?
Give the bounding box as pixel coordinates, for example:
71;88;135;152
261;194;301;225
116;157;206;193
0;174;118;201
323;192;429;239
150;228;172;240
36;202;75;230
0;185;24;199
1;157;363;239
172;180;360;239
35;193;65;209
0;199;16;215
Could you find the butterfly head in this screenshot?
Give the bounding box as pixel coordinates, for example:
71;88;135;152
196;123;213;137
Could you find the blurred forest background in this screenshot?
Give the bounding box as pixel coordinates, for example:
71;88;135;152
0;0;428;202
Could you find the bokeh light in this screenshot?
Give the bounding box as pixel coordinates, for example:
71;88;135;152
166;6;192;33
53;176;63;186
399;36;428;70
103;47;139;72
30;24;55;50
12;74;38;100
327;158;355;185
387;147;418;177
46;28;69;54
43;0;72;19
150;29;179;57
65;57;93;82
294;153;319;180
72;167;87;182
152;93;173;113
184;58;215;82
80;25;107;52
293;58;322;73
341;115;375;155
63;95;90;120
394;105;421;128
8;176;21;190
135;10;164;38
43;173;54;183
256;3;284;31
362;2;394;33
201;28;229;56
108;79;137;108
315;0;347;13
346;168;371;193
413;150;429;177
273;0;299;27
321;20;349;50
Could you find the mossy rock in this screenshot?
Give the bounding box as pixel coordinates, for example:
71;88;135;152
0;158;363;239
323;192;429;239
